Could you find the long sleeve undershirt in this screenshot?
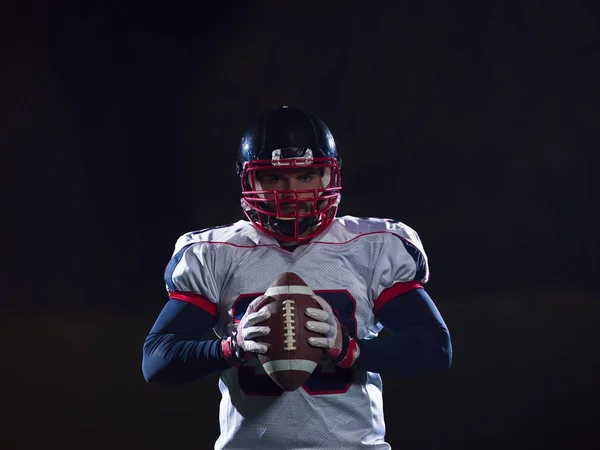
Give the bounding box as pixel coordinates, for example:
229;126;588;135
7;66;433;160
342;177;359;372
353;288;452;376
142;288;452;384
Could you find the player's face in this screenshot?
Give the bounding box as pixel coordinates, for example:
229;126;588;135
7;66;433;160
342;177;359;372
256;168;323;215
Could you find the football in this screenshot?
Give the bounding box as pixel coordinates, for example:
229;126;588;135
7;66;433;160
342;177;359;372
255;272;324;391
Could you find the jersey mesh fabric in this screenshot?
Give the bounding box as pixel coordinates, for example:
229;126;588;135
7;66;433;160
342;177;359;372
165;216;429;450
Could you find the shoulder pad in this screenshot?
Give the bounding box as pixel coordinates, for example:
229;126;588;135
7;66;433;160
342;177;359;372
173;220;257;253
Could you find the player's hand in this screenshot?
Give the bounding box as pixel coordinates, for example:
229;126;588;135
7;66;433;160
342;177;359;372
222;295;274;365
304;295;360;368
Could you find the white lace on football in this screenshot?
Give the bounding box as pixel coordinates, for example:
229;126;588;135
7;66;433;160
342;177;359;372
282;299;297;351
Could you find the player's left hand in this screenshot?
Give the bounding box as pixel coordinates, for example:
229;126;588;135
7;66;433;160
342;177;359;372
305;295;360;369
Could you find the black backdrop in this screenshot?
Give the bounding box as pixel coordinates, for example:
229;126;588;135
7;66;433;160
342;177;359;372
3;2;599;449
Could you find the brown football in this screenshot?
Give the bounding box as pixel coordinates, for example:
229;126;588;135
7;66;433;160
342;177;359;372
255;272;324;391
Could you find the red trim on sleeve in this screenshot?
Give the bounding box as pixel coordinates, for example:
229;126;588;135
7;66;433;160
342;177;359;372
169;291;217;316
373;281;423;314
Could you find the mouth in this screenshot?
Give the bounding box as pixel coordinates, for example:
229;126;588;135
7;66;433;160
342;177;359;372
278;205;311;216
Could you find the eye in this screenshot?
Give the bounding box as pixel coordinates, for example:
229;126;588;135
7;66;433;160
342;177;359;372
261;173;282;183
298;171;319;182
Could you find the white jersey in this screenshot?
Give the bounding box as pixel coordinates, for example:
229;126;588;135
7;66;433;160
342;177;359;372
165;215;430;450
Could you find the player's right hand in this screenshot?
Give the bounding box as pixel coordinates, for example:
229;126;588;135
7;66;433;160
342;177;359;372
234;295;274;354
222;295;273;365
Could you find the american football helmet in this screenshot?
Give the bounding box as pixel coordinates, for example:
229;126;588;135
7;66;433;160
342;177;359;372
236;106;342;242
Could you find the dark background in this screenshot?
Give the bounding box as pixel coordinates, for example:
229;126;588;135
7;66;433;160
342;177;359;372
3;1;599;449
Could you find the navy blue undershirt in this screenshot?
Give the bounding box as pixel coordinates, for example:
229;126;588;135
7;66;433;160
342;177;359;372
353;288;452;376
142;288;452;384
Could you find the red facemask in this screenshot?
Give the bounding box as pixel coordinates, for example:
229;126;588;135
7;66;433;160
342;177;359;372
240;150;342;242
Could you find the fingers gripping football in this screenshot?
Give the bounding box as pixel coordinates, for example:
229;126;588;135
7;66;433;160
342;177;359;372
304;295;343;359
305;295;360;368
235;295;273;354
222;295;274;365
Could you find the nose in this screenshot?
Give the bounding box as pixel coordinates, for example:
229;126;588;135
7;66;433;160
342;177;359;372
277;178;295;197
280;193;293;200
287;178;306;191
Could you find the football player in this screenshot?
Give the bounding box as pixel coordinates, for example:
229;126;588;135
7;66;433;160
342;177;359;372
142;106;453;449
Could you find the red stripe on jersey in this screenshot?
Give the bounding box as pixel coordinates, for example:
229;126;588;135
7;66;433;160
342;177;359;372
169;291;217;316
373;281;423;314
